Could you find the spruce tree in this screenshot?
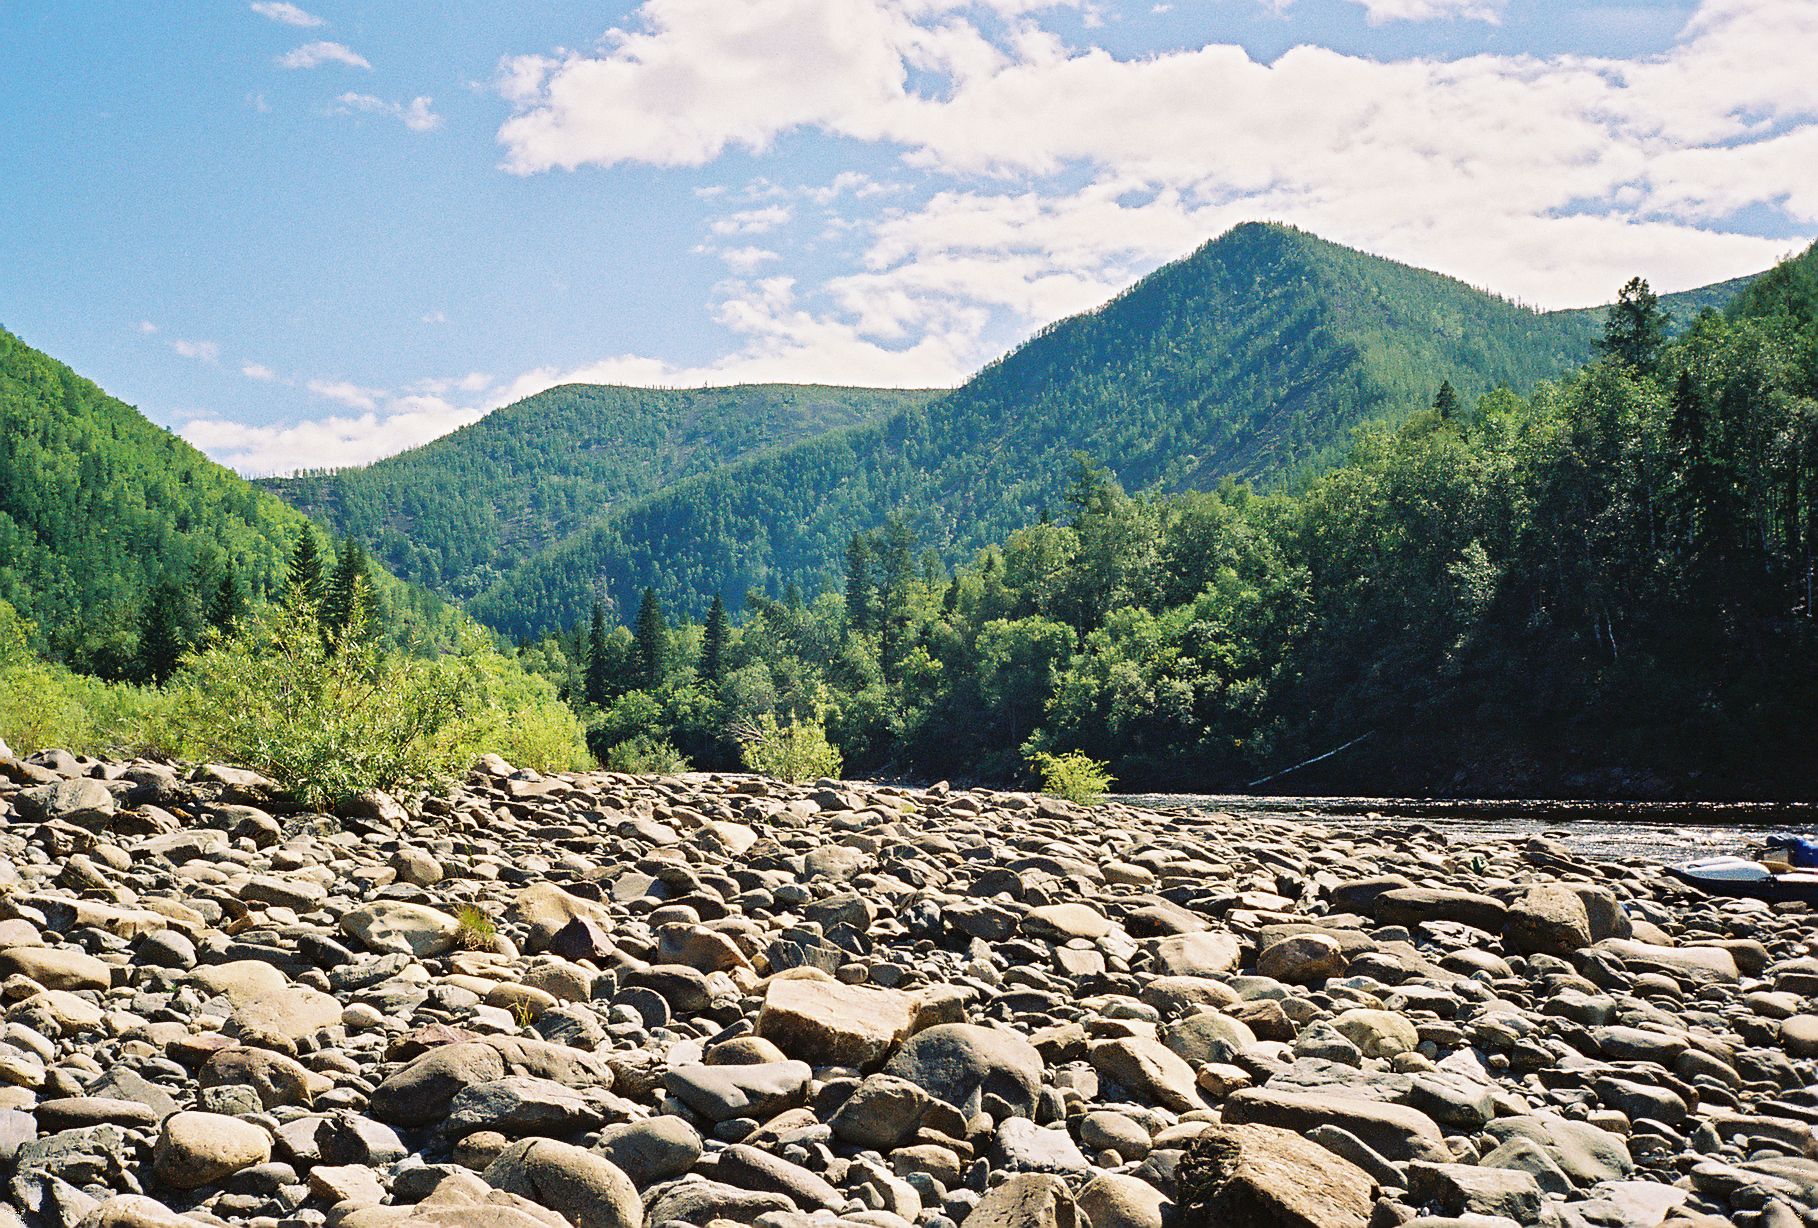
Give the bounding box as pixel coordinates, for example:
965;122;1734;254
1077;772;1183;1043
584;600;611;707
633;588;668;690
207;563;245;633
1433;380;1460;421
701;594;729;685
137;579;188;684
323;541;377;639
844;533;873;632
286;528;326;610
1598;276;1670;370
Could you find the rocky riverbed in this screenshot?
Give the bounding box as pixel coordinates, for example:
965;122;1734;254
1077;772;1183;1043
4;751;1818;1228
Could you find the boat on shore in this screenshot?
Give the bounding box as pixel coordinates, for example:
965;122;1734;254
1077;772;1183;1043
1667;855;1818;904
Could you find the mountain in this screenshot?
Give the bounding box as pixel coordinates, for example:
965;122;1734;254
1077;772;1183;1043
260;384;937;601
0;326;455;674
445;223;1757;637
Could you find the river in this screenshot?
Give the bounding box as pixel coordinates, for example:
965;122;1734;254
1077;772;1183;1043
1121;794;1818;865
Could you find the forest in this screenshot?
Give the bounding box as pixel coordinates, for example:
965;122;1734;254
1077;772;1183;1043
533;244;1818;798
455;224;1753;639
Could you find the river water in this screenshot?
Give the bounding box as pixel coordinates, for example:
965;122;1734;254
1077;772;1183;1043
1122;794;1818;866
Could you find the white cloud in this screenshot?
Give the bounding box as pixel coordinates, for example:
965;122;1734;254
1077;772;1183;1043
182;397;486;476
718;246;783;272
492;0;1814;320
277;40;370;70
170;338;220;363
335;93;444;132
1338;0;1505;22
709;204;793;236
421;310;448;324
250;2;324;28
306;378;384;411
241;362;278;381
136;320;158;335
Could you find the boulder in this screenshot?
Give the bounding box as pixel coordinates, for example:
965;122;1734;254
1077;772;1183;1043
754;976;918;1070
151;1112;272;1190
482;1138;641;1228
1176;1124;1375;1228
884;1023;1044;1119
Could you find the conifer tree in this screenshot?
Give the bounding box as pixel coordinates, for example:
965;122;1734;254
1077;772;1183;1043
701;594;729;685
633;588;668;690
1433;380;1460;421
584;600;611;707
844;533;873;632
138;579;188;684
323;541;378;639
286;528;326;610
1598;277;1670;370
207;564;245;633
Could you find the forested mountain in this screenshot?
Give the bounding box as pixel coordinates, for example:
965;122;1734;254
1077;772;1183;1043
566;242;1818;798
0;326;457;677
457;223;1755;637
261;384;934;600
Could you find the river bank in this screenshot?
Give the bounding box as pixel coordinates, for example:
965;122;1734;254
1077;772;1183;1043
4;750;1818;1226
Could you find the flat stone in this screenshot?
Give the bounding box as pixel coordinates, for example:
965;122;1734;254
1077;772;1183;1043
755;975;918;1070
1176;1124;1375;1228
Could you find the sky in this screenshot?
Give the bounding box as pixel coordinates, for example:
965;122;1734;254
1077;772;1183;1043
1;0;1813;476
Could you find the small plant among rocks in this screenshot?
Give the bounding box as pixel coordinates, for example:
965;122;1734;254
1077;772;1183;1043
453;903;497;951
1028;749;1115;805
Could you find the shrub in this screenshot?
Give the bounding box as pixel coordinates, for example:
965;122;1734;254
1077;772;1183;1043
604;734;692;775
0;599;164;757
1028;749;1115;805
737;712;843;783
158;600;589;807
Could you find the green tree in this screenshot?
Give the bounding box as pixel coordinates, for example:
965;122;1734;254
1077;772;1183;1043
633;588;669;689
286;528;327;610
1433;380;1460;421
876;516;915;682
584;600;611;707
208;564;246;633
323;541;379;640
1599;276;1670;370
844;533;874;632
137;580;189;685
701;595;729;684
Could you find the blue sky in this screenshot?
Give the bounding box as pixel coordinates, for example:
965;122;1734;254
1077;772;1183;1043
1;0;1812;474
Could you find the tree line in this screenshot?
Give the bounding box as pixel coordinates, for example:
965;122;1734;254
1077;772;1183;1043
529;247;1818;797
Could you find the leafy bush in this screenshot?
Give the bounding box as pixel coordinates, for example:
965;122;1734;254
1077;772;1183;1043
1028;749;1116;805
0;600;164;757
158;599;588;807
738;712;843;783
604;734;691;775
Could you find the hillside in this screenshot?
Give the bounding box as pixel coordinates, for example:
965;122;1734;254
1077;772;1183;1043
261;384;936;601
0;326;456;674
459;223;1758;637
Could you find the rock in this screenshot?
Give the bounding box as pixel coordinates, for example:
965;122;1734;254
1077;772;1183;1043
0;946;111;992
1147;932;1242;977
151;1112;272;1190
714;1141;843;1209
664;1061;812;1123
755;976;918;1070
371;1043;509;1126
1088;1037;1202;1113
482;1138;641;1228
885;1023;1045;1119
1257;932;1347;983
1222;1088;1448;1163
643;1180;794;1226
446;1076;605;1138
1371;889;1507;933
341;901;464;957
1176;1124;1376;1228
14;779;115;825
828;1073;935;1150
1331;1009;1420;1059
1503;885;1593;956
592;1116;701;1188
1408;1161;1544;1222
1075;1173;1167;1228
1482;1116;1633;1189
961;1173;1078;1227
512;885;608;954
1586;939;1739;984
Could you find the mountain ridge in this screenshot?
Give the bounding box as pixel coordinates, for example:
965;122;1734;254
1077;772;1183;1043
448;223;1761;636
